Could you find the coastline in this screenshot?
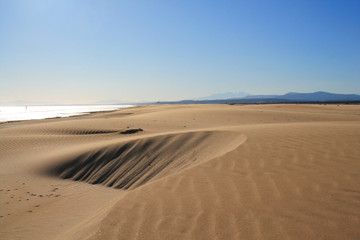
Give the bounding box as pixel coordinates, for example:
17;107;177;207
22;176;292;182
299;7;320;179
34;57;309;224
0;105;136;123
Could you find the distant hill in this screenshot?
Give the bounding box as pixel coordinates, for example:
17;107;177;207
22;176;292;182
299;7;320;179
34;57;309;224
245;91;360;102
157;92;360;104
3;92;360;106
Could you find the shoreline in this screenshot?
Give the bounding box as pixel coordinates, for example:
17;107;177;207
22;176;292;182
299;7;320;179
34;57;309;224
0;105;137;125
2;102;360;126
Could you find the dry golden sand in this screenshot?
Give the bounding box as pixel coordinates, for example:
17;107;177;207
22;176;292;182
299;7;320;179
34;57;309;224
0;104;360;240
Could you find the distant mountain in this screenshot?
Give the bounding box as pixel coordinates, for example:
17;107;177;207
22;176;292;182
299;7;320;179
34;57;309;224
194;91;249;100
157;91;360;104
3;92;359;107
245;91;360;102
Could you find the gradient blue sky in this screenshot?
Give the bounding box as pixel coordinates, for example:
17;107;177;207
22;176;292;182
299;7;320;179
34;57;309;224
0;0;359;104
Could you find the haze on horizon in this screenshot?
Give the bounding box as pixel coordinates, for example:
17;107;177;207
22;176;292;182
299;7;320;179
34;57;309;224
0;0;359;104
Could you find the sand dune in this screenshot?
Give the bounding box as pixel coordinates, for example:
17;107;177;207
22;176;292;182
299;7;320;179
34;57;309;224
1;104;360;240
45;131;245;190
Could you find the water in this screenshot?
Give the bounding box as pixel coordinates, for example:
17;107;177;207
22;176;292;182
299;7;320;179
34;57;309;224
0;105;134;122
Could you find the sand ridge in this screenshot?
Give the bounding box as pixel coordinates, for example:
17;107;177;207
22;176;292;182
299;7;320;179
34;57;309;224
1;104;360;240
45;131;246;190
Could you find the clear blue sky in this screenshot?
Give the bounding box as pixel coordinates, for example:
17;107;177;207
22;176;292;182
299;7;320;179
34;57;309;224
0;0;359;104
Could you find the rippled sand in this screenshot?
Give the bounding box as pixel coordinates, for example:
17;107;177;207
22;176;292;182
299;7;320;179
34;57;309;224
1;104;360;240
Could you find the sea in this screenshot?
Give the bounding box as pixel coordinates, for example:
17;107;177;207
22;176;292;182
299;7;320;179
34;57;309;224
0;105;134;122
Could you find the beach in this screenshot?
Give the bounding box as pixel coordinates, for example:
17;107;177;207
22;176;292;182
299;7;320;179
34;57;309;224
1;104;360;240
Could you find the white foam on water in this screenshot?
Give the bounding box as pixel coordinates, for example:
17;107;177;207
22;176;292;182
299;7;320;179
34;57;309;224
0;105;134;122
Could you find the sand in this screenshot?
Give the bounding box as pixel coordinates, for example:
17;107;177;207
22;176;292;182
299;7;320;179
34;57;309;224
0;104;360;240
